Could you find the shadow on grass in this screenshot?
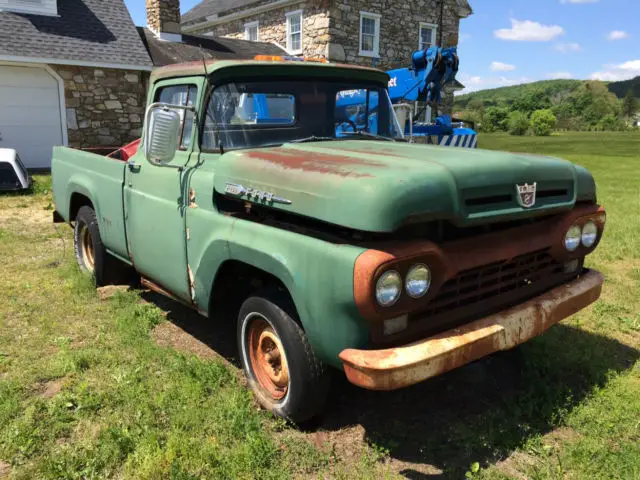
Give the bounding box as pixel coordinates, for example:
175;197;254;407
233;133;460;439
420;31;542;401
139;292;639;479
320;325;639;479
140;291;241;366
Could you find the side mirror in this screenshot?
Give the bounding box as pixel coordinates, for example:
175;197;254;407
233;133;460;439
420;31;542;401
144;105;182;165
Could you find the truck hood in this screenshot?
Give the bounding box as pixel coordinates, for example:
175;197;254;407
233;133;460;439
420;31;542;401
213;140;596;232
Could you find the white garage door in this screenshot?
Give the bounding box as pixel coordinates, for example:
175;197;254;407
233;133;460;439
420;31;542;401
0;65;64;169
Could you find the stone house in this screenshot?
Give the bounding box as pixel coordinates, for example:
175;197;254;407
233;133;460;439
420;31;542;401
0;0;152;169
181;0;473;72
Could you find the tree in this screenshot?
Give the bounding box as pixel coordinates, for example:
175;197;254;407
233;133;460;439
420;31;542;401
530;109;557;136
622;89;638;119
568;81;621;126
511;90;551;116
483;106;509;132
507;111;529;135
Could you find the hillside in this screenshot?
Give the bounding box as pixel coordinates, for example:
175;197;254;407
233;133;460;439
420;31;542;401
454;77;640;110
608;76;640;99
454;79;582;109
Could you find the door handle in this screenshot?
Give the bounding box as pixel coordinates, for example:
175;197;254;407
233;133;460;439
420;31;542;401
127;159;141;172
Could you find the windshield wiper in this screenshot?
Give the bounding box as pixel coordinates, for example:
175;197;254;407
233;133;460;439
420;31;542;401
289;135;336;144
339;131;395;142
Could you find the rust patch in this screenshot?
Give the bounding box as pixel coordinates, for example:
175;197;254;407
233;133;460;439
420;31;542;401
188;188;198;208
244;149;383;178
187;265;196;302
341;270;604;390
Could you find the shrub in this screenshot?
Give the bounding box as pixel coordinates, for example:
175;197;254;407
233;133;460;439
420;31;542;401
508;111;529;136
530;109;557;136
482;106;510;132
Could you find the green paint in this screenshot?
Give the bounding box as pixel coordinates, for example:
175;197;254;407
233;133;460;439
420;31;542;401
52;61;599;368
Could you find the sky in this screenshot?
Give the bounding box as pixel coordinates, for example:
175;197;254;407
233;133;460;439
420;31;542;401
125;0;640;93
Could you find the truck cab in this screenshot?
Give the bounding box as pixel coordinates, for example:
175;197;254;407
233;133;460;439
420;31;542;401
52;58;605;423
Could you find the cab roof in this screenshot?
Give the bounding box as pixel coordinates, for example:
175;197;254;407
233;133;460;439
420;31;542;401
150;59;390;86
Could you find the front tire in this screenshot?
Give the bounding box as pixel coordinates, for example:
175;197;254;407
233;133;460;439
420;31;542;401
238;292;330;423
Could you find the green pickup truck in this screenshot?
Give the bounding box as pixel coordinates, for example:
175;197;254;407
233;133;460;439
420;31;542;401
52;59;606;422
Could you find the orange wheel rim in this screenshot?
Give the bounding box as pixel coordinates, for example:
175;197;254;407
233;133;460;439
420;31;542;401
79;224;95;272
247;317;289;400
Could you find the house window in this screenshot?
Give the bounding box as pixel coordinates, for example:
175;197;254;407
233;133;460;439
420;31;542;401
359;12;381;57
0;0;57;16
419;23;438;50
286;10;303;54
245;21;259;42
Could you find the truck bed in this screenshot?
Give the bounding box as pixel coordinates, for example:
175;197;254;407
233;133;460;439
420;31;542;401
51;146;129;261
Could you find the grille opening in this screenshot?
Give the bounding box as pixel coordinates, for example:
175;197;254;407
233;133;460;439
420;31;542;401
537;189;569;199
405;249;578;339
465;194;512;207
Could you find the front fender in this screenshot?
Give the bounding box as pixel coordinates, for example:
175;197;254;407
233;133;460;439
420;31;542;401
190;214;370;368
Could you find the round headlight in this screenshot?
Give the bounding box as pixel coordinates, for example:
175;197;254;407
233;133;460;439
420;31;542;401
376;271;402;307
405;264;431;298
581;221;598;248
565;224;582;252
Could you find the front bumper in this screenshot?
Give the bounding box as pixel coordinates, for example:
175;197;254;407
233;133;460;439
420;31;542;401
340;269;604;391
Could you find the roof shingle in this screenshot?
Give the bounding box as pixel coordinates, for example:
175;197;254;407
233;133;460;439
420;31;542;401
181;0;264;26
137;27;286;67
0;0;152;69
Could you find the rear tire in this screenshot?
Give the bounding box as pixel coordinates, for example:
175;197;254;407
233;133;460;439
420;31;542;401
238;291;330;423
73;206;129;286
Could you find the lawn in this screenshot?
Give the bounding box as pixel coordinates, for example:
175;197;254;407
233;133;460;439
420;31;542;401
0;131;638;479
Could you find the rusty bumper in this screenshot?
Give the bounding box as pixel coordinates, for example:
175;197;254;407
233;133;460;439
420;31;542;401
340;269;604;391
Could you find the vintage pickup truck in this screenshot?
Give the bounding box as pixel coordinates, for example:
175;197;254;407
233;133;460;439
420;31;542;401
52;58;606;422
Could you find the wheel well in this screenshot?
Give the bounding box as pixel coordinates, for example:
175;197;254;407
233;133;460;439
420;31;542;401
69;193;93;222
209;260;298;322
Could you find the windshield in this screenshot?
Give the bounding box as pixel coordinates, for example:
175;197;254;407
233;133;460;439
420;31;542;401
202;79;403;151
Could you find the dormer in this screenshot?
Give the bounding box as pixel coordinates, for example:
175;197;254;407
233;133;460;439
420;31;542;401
0;0;58;16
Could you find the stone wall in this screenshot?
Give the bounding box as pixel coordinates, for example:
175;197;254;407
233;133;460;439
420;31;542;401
189;0;461;70
190;1;332;59
329;0;461;71
53;66;148;148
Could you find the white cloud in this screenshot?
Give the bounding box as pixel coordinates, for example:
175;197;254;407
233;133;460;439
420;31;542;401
590;59;640;81
607;30;630;41
494;19;564;42
547;72;574;79
490;61;516;72
554;42;582;53
560;0;599;3
457;73;533;94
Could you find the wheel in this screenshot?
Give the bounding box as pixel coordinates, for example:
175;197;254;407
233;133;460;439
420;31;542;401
74;205;129;286
238;292;330;423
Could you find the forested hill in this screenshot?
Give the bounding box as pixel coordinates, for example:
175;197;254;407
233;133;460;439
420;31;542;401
454;77;640;110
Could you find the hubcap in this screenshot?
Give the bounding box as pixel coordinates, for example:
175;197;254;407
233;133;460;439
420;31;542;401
247;317;289;400
79;224;95;272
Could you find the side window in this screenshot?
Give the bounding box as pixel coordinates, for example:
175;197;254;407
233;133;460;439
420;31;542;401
155;84;198;150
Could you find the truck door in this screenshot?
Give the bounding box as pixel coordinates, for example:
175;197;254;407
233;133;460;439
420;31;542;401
123;82;199;301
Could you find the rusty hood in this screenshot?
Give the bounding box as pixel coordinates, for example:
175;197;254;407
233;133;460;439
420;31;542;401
213;140;596;232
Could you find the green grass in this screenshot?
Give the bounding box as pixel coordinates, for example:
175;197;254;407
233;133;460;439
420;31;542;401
1;132;639;479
